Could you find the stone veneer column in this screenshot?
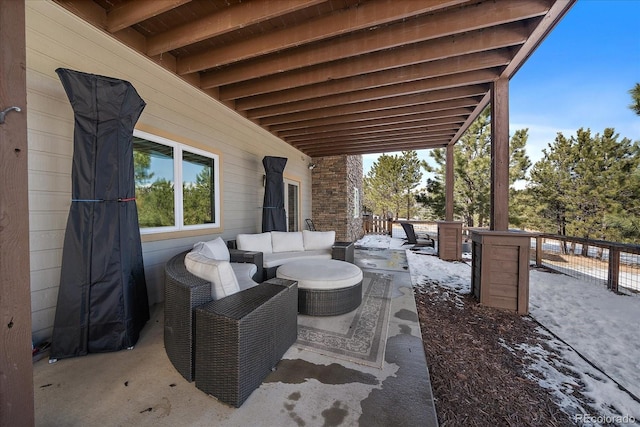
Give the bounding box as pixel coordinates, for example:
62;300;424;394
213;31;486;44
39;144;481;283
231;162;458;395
311;155;363;242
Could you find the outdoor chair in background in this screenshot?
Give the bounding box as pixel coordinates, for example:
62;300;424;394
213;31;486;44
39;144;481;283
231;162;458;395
400;222;435;249
305;218;316;231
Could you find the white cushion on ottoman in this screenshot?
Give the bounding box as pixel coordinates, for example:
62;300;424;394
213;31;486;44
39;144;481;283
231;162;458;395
276;259;362;290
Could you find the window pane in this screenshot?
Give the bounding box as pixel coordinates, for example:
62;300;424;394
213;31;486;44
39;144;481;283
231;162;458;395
133;137;175;228
182;150;215;226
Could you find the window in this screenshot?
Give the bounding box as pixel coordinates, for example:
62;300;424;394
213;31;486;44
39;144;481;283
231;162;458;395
133;130;220;233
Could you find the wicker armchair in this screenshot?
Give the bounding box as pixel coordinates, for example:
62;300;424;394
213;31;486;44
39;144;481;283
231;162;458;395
164;251;297;406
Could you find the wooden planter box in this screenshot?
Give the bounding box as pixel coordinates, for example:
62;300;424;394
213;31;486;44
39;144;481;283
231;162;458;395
437;221;463;261
471;230;533;315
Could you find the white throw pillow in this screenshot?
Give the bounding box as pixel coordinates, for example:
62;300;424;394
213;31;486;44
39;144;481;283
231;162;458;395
271;231;304;253
236;232;273;254
303;230;336;250
184;251;240;300
192;237;230;261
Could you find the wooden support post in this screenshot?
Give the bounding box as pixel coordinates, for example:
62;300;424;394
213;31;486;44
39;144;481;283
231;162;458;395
438;221;462;261
471;230;532;314
490;78;509;231
536;236;543;267
0;1;34;425
445;143;454;221
608;248;620;293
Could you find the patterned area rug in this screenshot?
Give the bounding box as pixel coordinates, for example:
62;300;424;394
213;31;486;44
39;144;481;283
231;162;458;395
296;271;392;369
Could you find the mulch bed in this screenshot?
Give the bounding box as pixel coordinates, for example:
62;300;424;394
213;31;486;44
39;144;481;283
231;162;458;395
414;282;577;427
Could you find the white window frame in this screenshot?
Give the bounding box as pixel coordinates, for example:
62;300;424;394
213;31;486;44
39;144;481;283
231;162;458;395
133;129;221;234
284;178;300;231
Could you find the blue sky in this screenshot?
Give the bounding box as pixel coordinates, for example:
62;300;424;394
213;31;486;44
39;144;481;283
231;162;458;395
363;0;640;179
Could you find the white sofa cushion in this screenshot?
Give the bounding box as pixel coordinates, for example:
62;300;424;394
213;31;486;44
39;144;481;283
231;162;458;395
263;250;331;268
236;232;273;254
192;237;230;261
271;231;304;253
184;251;240;300
303;230;335;251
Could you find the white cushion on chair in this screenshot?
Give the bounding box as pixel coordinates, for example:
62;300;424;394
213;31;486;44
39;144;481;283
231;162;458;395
303;230;335;250
192;237;230;261
230;263;259;291
184;251;240;300
271;231;304;253
236;232;273;254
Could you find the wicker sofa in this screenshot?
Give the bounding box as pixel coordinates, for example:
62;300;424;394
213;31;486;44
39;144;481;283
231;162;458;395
228;230;355;281
164;250;298;407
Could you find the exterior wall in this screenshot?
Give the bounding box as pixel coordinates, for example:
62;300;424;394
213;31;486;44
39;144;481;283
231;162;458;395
311;155;364;242
26;1;313;344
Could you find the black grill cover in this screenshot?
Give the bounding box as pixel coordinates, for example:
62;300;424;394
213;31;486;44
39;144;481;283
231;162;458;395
50;68;149;360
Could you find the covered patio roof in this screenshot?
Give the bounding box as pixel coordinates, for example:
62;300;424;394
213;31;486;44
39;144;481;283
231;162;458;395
53;0;574;157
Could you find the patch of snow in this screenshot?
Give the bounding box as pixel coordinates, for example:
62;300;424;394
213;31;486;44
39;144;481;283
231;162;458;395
356;234;640;425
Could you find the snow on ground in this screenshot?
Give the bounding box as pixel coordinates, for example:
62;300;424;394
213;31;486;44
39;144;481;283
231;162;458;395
356;235;640;426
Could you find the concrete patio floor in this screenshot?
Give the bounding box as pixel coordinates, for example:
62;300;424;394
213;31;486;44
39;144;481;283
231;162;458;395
33;246;438;427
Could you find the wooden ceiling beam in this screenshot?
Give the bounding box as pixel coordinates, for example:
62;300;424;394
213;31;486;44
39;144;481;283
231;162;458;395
281;116;467;141
52;0;108;27
501;0;577;79
216;23;528;99
247;71;495;118
292;133;457;152
285;123;461;145
176;0;471;75
258;85;487;127
146;0;325;56
270;99;475;134
203;0;548;88
278;115;467;141
234;51;510;111
277;110;470;139
107;0;192;33
298;134;453;150
301;138;450;157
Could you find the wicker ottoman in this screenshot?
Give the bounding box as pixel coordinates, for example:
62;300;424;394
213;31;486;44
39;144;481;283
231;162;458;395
276;259;363;316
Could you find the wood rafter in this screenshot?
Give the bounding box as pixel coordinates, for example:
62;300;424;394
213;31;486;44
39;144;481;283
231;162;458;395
108;0;191;33
258;85;488;126
201;0;548;88
216;23;529;99
53;0;575;157
280;108;471;136
270;102;475;135
146;0;325;56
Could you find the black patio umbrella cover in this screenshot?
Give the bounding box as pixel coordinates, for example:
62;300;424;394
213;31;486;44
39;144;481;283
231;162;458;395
50;68;150;360
262;156;288;232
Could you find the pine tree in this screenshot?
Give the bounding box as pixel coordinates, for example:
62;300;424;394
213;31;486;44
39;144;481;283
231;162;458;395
419;108;530;227
399;151;423;219
527;132;575;236
629;83;640;116
526;128;640;243
363;151;423;219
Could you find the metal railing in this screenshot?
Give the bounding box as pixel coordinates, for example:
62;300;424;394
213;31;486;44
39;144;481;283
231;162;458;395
532;234;640;294
361;219;640;294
